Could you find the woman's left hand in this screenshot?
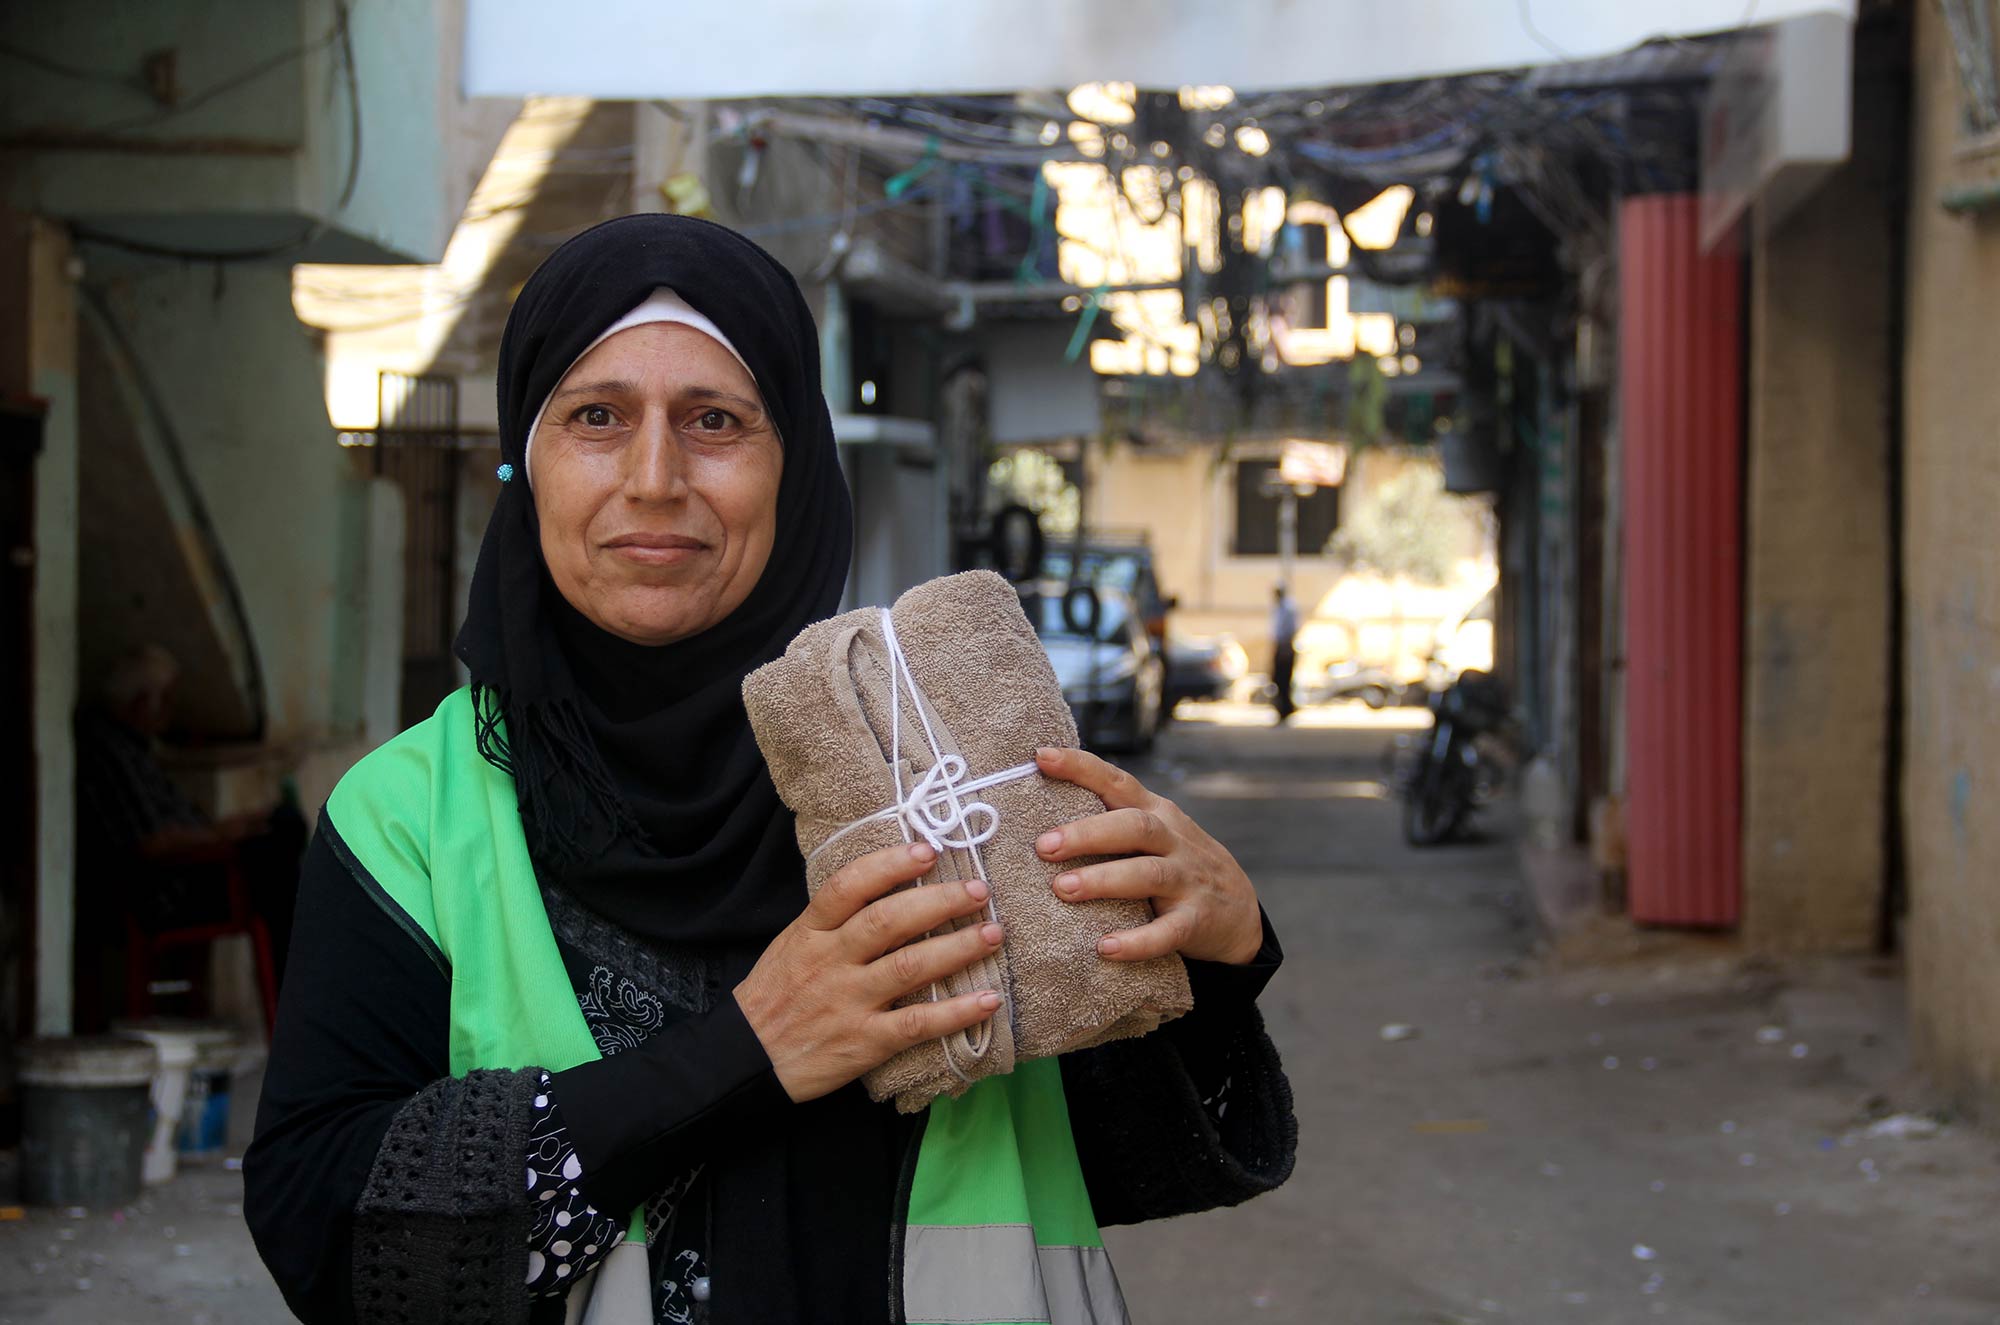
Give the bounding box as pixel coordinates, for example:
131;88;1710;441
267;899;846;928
1032;746;1264;966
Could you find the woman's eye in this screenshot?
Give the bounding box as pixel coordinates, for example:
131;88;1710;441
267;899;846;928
696;409;734;431
578;405;615;428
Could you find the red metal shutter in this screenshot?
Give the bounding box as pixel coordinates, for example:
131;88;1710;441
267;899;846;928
1618;195;1743;928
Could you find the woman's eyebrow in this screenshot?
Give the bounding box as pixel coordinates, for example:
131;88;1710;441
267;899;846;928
550;377;639;402
686;386;765;414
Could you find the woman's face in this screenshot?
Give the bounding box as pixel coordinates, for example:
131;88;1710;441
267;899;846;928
530;322;783;646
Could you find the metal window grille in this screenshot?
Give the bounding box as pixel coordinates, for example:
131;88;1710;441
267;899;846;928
375;372;462;727
1939;0;2000;134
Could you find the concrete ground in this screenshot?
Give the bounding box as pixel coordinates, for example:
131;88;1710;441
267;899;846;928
5;703;1997;1323
1106;703;2000;1324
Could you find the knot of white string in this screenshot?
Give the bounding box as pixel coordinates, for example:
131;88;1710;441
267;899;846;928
894;755;1001;853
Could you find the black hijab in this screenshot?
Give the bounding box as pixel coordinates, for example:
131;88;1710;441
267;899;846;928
455;213;853;950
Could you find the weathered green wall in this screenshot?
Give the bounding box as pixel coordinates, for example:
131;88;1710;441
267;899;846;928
83;263;359;743
1;0;491;263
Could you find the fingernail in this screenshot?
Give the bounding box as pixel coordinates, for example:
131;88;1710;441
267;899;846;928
1036;747;1058;763
980;923;1004;945
1098;936;1122;955
964;877;990;900
911;843;936;863
1055;873;1081;896
977;991;1003;1010
1037;831;1062;854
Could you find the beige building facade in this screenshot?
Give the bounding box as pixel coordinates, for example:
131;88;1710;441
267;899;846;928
1902;0;2000;1122
1060;438;1495;679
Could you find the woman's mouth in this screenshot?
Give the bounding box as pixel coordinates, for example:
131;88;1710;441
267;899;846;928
604;532;708;565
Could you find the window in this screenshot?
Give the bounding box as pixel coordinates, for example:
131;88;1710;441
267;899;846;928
1231;460;1340;557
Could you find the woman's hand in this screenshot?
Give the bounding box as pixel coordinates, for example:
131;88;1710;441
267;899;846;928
1032;746;1263;966
735;842;1003;1104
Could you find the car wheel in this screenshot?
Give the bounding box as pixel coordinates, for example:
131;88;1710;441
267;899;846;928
1130;691;1159;754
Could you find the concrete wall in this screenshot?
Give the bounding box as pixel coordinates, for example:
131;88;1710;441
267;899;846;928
303;0;507;264
1738;31;1900;953
1904;2;2000;1120
83;263;361;745
985;323;1103;445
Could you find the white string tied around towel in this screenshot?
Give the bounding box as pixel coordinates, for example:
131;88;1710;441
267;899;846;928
809;608;1042;1082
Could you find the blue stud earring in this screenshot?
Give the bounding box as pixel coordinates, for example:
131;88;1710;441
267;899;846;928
496;462;515;483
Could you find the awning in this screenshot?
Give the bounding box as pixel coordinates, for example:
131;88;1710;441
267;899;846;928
466;0;1853;100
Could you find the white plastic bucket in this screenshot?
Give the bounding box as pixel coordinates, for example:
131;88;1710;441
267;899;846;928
112;1020;229;1185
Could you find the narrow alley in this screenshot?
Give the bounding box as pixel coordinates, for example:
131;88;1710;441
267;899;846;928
1107;712;2000;1325
6;712;1996;1324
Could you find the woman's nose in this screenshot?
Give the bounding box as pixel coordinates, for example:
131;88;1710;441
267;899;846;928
623;411;688;502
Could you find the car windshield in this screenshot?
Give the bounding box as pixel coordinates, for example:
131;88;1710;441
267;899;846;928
1042;549;1141;596
1030;590;1130;642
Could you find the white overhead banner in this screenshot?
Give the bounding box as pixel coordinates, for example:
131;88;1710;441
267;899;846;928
466;0;1853;100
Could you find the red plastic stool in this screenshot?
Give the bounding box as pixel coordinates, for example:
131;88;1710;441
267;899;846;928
123;842;279;1034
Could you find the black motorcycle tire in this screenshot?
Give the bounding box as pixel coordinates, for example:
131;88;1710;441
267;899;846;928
1403;750;1470;846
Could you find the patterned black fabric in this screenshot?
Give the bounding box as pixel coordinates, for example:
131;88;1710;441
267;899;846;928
525;1072;624;1298
540;881;714;1024
541;879;716;1321
352;1069;539;1325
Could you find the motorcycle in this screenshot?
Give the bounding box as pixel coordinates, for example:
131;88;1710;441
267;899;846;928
1310;659;1398;709
1398;669;1512;846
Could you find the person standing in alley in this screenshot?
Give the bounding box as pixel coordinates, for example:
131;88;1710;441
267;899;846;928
1270;584;1299;723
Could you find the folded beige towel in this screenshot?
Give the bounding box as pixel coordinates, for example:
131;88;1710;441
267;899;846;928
743;569;1192;1112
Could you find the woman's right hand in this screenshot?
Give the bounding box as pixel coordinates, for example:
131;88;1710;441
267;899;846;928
734;842;1003;1103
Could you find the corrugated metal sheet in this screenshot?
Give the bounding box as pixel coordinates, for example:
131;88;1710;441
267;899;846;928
1619;194;1743;928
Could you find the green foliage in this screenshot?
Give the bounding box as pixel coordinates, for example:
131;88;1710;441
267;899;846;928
987;448;1079;535
1343;355;1389;445
1331;460;1462;585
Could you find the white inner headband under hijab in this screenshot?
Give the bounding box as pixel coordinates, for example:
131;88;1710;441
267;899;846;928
521;286;752;488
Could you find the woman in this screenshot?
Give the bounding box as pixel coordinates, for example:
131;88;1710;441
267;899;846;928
245;213;1295;1325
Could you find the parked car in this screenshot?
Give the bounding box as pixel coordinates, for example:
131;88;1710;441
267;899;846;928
1025;581;1166;753
1042;537;1174;650
1164;631;1250;710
